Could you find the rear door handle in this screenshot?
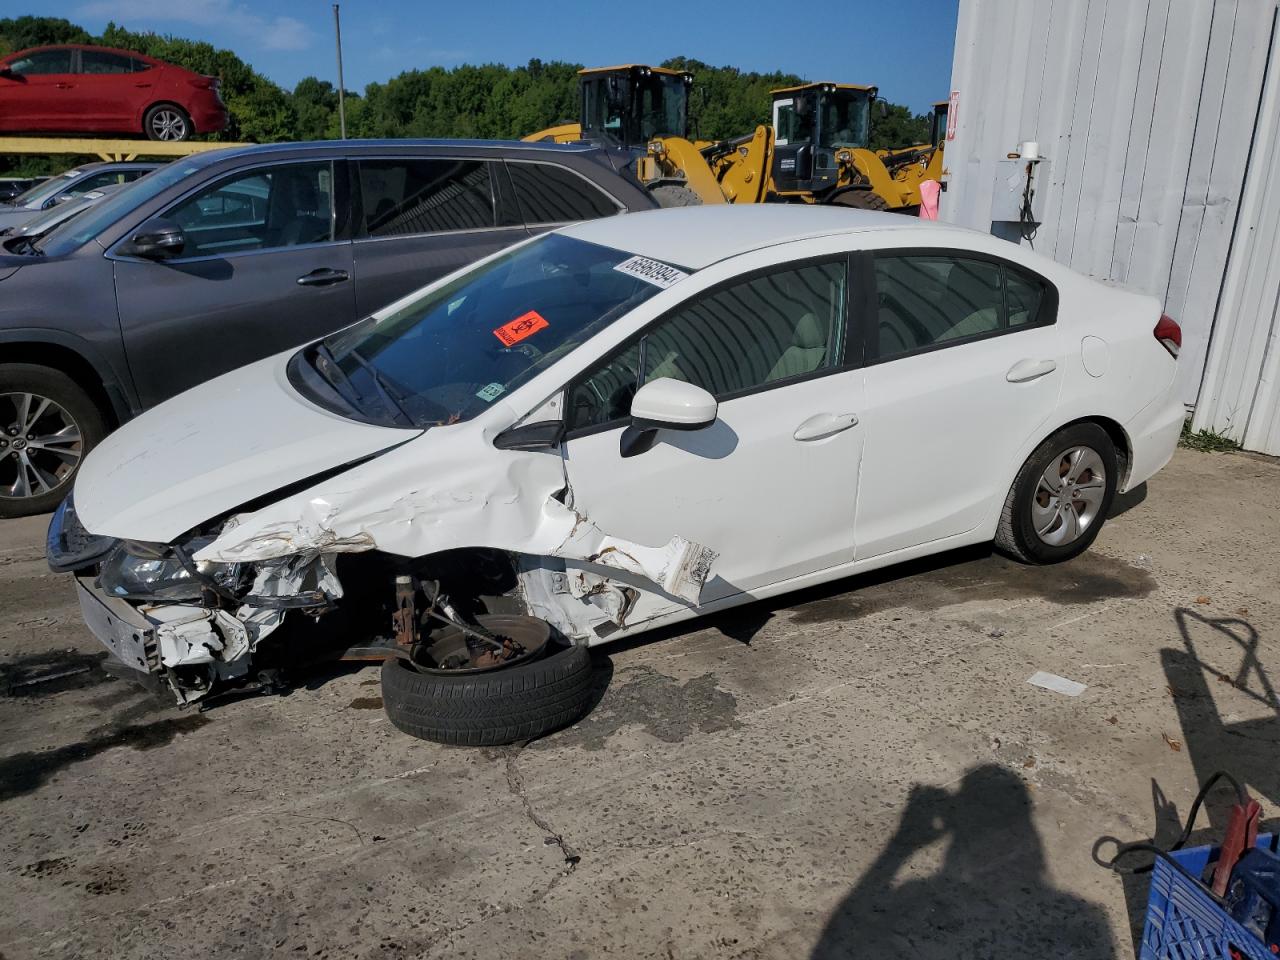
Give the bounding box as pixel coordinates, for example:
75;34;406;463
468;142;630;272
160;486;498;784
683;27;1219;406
1006;358;1057;383
55;82;73;89
793;412;859;441
296;267;350;287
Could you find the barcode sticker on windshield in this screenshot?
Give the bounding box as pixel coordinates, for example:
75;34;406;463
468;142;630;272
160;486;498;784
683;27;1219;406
493;310;548;346
475;382;505;403
613;255;689;289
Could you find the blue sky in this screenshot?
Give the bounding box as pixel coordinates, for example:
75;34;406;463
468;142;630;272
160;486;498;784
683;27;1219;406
47;0;958;113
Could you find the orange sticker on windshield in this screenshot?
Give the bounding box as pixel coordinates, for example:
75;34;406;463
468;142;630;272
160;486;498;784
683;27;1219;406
494;310;548;346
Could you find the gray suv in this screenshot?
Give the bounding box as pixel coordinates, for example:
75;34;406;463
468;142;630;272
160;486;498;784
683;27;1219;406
0;139;656;516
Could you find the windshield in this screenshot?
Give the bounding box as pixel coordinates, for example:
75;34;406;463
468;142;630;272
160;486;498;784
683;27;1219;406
818;90;871;149
304;234;685;428
35;160;201;257
10;171;79;208
635;73;688;141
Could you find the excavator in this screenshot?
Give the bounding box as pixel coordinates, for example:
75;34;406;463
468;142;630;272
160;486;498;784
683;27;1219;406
523;65;943;212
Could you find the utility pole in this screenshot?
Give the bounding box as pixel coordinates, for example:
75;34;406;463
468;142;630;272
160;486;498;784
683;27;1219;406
333;4;347;139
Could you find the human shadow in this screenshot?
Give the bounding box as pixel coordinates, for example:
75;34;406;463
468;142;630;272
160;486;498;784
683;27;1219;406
1104;608;1280;953
811;765;1115;958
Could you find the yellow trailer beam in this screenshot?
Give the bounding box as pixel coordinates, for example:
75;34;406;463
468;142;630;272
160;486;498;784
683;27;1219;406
0;137;251;162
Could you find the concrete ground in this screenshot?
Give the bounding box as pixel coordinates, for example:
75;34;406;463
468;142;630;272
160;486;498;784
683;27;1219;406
1;446;1277;959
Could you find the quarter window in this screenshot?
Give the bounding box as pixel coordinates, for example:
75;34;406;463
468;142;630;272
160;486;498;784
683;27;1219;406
357;159;495;237
872;254;1051;361
165;163;334;258
8;49;72;75
506;161;621;224
568;259;846;431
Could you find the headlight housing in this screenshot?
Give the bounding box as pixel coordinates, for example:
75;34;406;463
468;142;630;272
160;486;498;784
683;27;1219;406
47;493;117;573
97;537;245;602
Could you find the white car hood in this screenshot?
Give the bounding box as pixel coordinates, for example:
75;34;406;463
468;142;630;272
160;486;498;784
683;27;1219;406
74;352;420;542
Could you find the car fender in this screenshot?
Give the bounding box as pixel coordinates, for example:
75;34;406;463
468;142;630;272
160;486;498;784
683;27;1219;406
0;326;137;422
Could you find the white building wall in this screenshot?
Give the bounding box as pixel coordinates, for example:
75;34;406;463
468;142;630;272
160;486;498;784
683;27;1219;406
942;0;1280;441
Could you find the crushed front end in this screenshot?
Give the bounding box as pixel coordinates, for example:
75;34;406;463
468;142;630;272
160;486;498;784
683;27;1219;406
49;493;342;705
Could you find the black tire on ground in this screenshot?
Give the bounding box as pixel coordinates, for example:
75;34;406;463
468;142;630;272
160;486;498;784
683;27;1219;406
0;363;107;518
381;639;595;746
994;422;1119;565
650;184;703;208
143;103;192;141
831;189;891;211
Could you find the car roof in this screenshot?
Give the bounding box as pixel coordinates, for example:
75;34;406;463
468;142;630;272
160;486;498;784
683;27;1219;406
6;43;157;61
64;161;162;174
196;138;610;165
556;205;972;269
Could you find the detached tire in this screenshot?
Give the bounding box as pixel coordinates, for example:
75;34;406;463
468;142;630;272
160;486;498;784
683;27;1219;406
994;422;1118;565
381;641;594;746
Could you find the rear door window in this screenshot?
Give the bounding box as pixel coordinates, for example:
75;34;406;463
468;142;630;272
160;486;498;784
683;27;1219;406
356;158;495;237
505;161;622;225
165;162;335;258
79;50;134;74
870;253;1055;362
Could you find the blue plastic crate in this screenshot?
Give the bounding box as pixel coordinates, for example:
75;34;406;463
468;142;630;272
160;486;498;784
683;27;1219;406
1141;834;1276;960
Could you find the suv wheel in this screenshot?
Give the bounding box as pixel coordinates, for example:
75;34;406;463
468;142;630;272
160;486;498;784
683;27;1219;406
0;364;106;518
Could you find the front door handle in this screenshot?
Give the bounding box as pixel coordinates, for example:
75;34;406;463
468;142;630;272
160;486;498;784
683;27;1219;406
1006;358;1057;383
134;82;152;88
55;82;73;89
296;267;350;287
793;412;859;441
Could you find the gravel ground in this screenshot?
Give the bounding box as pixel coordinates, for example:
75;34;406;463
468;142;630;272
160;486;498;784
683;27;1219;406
1;446;1277;959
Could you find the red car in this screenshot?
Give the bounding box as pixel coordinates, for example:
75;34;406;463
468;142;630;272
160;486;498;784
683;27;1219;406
0;44;228;141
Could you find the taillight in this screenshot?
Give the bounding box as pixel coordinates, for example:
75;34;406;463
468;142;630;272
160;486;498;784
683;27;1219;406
1154;313;1181;358
189;76;217;90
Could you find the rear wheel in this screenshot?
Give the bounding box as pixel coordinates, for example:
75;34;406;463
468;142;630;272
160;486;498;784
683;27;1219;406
831;189;890;211
650;184;702;208
144;104;191;141
994;423;1118;564
0;364;106;518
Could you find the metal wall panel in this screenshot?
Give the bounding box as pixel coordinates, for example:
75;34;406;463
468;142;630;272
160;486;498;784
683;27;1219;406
943;0;1278;409
1193;8;1280;453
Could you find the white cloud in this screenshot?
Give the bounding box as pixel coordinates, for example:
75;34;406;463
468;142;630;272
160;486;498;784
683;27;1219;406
75;0;315;52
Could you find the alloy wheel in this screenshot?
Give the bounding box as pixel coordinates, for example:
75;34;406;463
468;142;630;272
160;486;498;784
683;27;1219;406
150;109;188;141
0;392;83;502
1031;445;1107;547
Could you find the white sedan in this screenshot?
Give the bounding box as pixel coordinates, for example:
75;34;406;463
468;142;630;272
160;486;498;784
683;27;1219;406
51;206;1185;744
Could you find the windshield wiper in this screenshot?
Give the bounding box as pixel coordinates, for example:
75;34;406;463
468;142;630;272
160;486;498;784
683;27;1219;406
310;342;362;404
343;348;414;426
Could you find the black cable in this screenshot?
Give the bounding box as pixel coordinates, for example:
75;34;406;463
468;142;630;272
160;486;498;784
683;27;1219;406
1019;162;1039;243
1099;770;1250;907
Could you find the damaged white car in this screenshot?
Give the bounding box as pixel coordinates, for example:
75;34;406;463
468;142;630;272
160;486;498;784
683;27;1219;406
50;206;1185;744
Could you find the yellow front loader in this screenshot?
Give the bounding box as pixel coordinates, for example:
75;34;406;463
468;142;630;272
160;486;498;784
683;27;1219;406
524;67;940;212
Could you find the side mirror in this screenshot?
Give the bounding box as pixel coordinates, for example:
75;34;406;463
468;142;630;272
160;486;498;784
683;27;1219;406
877;98;889;119
0;66;13;78
621;377;717;458
118;217;186;260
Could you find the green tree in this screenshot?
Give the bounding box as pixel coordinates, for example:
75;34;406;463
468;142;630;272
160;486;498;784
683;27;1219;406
869;103;930;151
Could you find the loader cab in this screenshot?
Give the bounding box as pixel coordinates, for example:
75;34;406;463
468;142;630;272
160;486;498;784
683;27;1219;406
930;99;950;147
579;65;693;150
771;83;876;193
